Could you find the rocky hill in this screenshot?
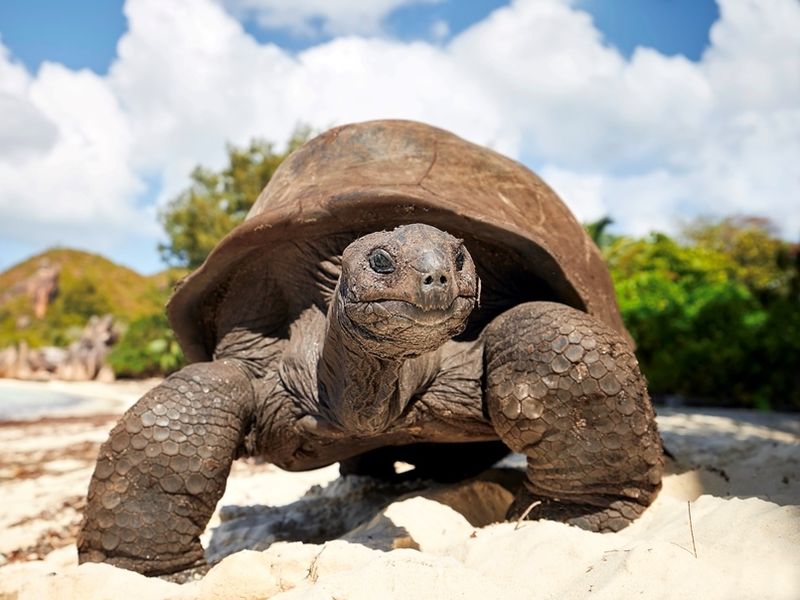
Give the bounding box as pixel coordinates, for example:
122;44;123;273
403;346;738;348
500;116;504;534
0;248;182;349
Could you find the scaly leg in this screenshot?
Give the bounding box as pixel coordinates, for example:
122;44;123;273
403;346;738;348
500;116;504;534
483;302;663;532
78;359;256;575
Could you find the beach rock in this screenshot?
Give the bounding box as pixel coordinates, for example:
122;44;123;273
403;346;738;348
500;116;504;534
0;314;118;382
30;261;60;320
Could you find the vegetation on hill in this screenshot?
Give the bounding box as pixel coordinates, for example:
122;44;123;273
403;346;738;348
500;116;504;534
0;248;183;348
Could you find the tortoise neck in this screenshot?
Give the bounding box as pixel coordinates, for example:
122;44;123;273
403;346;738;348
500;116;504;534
318;296;406;436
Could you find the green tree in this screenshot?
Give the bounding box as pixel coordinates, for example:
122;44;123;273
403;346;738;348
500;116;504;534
584;216;617;250
681;216;793;296
159;127;312;268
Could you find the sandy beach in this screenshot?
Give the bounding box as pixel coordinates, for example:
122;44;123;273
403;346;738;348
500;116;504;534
0;378;797;599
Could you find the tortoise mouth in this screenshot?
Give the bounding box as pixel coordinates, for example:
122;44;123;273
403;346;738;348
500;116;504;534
348;295;475;326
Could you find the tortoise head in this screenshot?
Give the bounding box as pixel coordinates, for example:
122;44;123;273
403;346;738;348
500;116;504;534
336;223;479;358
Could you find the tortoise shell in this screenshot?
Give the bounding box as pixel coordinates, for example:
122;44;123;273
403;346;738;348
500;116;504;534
167;120;628;362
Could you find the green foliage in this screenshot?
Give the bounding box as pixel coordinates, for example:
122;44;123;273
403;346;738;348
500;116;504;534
59;278;112;322
107;313;186;378
682;215;793;296
159;127;312;268
605;219;799;410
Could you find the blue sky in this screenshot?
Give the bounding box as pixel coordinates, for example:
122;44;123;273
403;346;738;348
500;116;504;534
0;0;718;73
0;0;796;274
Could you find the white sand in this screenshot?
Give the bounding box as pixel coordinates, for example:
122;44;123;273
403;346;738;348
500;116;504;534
0;379;797;599
0;377;159;419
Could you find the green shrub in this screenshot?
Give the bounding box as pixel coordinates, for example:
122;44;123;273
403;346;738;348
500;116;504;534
108;313;185;378
603;221;799;410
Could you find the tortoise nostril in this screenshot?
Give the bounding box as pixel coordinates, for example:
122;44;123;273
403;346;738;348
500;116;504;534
421;272;448;292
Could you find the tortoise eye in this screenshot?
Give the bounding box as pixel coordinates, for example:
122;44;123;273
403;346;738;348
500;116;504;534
455;247;465;271
369;249;395;274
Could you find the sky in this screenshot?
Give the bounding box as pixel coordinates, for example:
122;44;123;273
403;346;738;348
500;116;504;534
0;0;797;274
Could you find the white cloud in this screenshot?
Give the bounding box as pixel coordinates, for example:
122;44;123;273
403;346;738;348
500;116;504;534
449;0;714;169
538;167;607;224
109;0;299;201
0;93;58;161
285;37;518;154
219;0;441;37
0;0;798;273
430;19;449;41
0;45;58;161
543;165;694;237
690;109;800;233
703;0;800;114
448;0;799;237
0;45;156;262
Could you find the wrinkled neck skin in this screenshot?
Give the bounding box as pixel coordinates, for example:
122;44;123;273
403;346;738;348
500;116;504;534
317;291;408;436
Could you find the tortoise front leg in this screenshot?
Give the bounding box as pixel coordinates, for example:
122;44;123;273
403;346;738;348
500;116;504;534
78;360;255;576
482;302;663;532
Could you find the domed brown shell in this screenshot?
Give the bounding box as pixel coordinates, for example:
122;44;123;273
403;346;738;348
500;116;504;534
168;120;629;362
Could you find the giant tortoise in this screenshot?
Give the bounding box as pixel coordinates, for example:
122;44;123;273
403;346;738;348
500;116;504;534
79;119;663;576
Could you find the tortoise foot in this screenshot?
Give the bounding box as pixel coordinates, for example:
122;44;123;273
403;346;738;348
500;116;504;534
483;302;663;532
507;488;647;532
